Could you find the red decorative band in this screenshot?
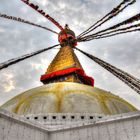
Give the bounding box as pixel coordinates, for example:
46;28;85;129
40;67;94;86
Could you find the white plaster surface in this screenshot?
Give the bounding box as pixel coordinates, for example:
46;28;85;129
0;109;140;140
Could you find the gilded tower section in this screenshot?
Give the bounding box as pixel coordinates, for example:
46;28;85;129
41;25;94;85
46;45;83;74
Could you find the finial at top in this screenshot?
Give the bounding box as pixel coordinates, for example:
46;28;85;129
58;24;77;47
65;24;70;30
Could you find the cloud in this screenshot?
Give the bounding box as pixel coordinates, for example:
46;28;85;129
0;28;5;33
0;0;140;110
0;72;15;92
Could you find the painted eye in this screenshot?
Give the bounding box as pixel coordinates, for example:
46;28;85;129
62;39;67;42
68;36;73;40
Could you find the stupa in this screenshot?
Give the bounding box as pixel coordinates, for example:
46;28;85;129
0;25;139;140
0;25;137;114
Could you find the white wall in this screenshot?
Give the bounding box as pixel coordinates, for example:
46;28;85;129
0;110;140;140
50;116;140;140
0;110;49;140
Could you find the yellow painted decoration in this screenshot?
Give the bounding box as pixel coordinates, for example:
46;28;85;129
0;82;137;115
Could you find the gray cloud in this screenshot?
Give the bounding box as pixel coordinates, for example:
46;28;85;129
0;0;140;109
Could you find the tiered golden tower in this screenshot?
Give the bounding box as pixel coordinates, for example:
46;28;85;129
41;25;94;86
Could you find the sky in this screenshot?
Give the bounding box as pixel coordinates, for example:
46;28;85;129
0;0;140;109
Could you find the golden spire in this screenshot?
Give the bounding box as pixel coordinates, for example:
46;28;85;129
46;45;83;74
45;45;83;83
41;25;94;85
46;24;82;74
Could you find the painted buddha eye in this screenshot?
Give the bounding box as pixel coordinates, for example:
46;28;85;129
62;39;67;42
68;36;73;40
